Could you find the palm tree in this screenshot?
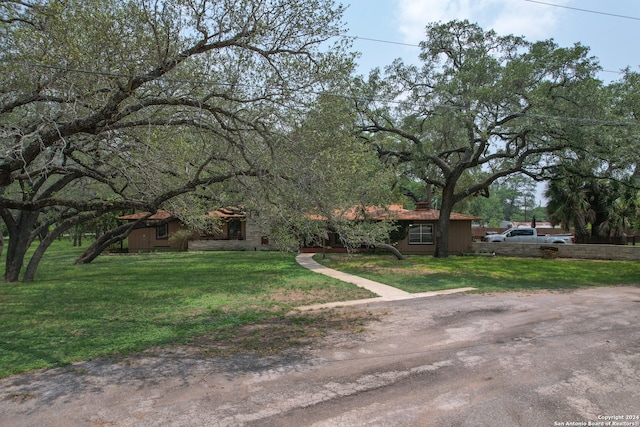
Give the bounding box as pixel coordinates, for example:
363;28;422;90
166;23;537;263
545;177;592;237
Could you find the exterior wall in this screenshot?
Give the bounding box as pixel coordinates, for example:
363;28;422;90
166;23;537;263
472;242;640;261
188;219;275;251
396;220;474;255
395;220;436;255
127;220;191;252
448;220;475;253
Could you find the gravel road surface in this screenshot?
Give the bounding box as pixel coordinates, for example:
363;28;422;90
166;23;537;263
1;287;639;426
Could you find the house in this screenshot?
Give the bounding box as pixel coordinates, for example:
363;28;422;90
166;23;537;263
121;202;479;255
119;208;272;252
390;202;480;255
119;210;187;252
302;201;480;255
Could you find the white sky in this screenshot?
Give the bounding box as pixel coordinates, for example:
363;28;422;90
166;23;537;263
342;0;640;83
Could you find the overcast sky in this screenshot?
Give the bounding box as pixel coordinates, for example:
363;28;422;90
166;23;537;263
340;0;640;205
342;0;640;83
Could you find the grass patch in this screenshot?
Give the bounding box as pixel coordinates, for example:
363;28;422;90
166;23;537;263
316;253;640;293
0;242;375;378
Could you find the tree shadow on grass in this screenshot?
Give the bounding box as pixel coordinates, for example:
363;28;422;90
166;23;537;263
0;307;381;405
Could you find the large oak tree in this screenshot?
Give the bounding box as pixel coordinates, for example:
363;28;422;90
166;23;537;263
354;20;602;257
0;0;356;281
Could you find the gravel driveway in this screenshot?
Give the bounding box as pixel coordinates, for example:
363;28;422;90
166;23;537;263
1;287;639;426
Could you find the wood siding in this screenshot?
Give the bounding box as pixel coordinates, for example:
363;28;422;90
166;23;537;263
126;215;274;253
395;220;474;255
127;220;192;252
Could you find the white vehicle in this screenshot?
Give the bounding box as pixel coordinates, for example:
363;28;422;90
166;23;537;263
484;227;574;244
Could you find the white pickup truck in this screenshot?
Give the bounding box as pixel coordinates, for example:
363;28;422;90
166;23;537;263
484;227;574;244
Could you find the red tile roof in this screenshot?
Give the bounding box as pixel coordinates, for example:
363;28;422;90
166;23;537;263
327;204;480;221
120;205;479;222
119;207;247;221
119;210;174;221
207;207;245;219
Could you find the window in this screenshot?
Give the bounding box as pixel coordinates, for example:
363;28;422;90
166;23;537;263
408;224;433;244
156;223;169;240
228;219;242;239
510;229;533;237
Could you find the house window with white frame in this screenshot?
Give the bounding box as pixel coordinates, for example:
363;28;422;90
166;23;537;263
408;224;433;244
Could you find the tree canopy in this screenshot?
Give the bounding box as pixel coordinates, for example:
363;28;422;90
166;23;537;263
0;0;374;281
543;69;640;236
354;20;604;257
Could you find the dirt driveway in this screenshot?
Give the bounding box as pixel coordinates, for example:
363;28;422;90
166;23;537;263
1;287;639;426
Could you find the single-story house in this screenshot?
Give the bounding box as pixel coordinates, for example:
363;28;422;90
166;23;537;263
302;201;480;255
119;210;185;251
120;201;479;255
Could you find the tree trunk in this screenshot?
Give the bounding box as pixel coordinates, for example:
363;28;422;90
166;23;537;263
23;210;109;281
75;219;146;265
73;225;82;247
23;225;71;282
434;186;456;258
4;211;40;282
0;226;4;260
374;243;405;260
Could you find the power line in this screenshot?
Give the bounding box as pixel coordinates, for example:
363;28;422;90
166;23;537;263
340;35;623;76
343;35;420;48
346;1;640;76
523;0;640;21
2;59;638;127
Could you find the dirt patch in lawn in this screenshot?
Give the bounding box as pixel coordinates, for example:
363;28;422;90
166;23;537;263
265;287;376;306
145;306;383;359
377;265;441;275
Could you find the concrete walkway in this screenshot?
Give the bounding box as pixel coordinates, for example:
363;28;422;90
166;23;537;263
295;253;476;310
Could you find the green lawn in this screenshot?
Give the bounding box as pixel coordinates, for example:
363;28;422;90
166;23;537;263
2;244;639;379
0;242;374;378
315;253;640;292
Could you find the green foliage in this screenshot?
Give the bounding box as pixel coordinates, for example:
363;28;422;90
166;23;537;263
355;20;604;256
462;193;504;227
540;67;640;236
546;172;639;236
245;92;395;251
0;0;360;281
458;174;541;226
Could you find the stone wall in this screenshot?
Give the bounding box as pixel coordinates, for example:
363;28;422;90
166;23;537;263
188;221;275;252
472;242;640;261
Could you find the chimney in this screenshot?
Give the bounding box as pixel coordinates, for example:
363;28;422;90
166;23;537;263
415;200;431;210
416;184;433;210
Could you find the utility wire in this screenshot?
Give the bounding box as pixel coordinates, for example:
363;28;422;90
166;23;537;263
341;34;622;75
2;58;639;128
345;1;640;75
342;35;624;75
343;35;420;48
523;0;640;21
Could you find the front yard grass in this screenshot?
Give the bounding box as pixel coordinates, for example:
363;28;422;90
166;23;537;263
3;244;638;379
315;253;640;293
0;242;375;378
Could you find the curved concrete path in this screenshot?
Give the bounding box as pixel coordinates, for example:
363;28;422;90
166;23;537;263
295;253;476;310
